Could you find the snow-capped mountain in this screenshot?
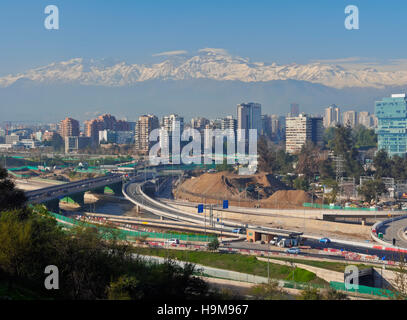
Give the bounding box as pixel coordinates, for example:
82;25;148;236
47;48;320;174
2;48;407;89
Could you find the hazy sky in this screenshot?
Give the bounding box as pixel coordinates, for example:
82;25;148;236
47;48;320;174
0;0;406;75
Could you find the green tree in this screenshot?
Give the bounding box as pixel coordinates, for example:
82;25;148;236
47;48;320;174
329;124;363;180
353;125;377;149
358;179;387;203
295;142;321;180
319;158;336;181
0;166;26;211
107;275;140;300
293;176;309;191
373;149;393;179
391;156;407;180
207;238;220;251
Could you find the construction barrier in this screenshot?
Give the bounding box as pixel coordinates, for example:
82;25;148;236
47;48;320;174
51;212;216;242
330;281;394;298
303;203;377;211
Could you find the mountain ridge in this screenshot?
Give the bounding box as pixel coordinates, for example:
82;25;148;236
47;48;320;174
2;49;407;89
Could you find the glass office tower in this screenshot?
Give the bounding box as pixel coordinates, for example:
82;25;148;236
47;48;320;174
375;93;407;157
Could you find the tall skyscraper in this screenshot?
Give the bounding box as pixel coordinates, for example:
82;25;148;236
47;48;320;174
237;102;262;141
342;110;358;128
375;93;407;157
59;117;80;138
290;103;300;117
135;115;159;154
285;113;323;154
261;114;273;139
323;105;340;128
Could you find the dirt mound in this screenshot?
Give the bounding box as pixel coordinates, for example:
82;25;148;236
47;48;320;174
177;172;286;200
264;190;313;207
174;172;322;209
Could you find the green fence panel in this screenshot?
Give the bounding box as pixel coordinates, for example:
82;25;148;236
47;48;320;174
329;281;394;298
50;212;215;242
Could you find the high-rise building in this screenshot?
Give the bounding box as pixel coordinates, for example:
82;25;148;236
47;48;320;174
65;136;91;153
221;116;237;133
342;110;358;128
285;114;323;154
290;103;300;117
84;114;130;146
135;115;159;154
358;111;376;128
375;93;407;157
323;105;340;128
191;117;209;131
59;117;80;138
237;102;262;141
261;115;273;138
162;114;184;133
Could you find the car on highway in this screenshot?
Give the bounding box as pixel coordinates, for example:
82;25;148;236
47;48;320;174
165;239;179;245
286;248;301;254
319;237;331;244
232;228;246;234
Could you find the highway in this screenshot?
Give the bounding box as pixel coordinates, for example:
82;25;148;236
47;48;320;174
124;180;243;233
377;216;407;248
23;171;407;263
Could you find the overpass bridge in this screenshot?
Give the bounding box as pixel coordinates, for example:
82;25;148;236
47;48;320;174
26;173;130;212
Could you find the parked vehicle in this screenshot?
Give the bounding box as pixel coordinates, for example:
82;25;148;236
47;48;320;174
286;247;301;254
319;237;331;244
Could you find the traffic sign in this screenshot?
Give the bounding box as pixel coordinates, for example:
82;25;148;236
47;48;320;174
223;200;229;209
198;204;204;213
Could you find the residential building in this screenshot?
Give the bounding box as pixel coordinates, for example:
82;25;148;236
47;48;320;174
5;134;20;145
59;117;80;138
135;115;159;154
375;93;407;157
342;110;358;128
285;113;323;154
221;116;237;134
84;114;130;146
323;105;340;127
358;111;377;128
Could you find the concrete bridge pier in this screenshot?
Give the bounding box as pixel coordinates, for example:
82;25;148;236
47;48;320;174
44;199;60;213
92;186;105;195
107;182;123;196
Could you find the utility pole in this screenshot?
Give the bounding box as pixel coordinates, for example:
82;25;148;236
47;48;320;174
267;241;270;283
